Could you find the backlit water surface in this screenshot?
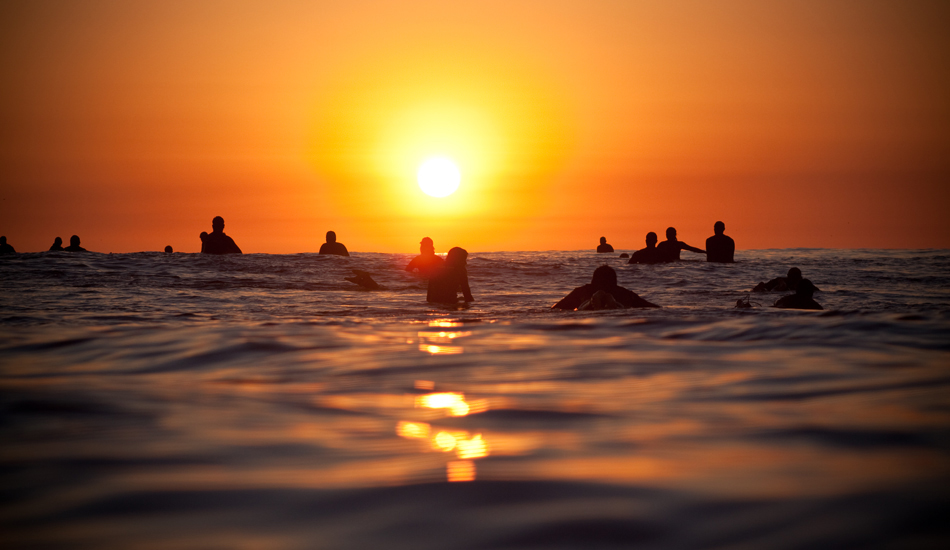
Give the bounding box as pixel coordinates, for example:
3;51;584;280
2;249;949;549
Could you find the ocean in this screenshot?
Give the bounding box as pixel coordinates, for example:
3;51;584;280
1;248;949;549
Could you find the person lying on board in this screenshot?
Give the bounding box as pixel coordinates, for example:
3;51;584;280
773;279;823;310
553;265;659;310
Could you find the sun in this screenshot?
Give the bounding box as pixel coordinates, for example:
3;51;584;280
417;157;461;198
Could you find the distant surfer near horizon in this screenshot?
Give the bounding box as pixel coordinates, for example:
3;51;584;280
200;216;242;254
629;232;662;264
773;279;823;310
49;237;64;251
596;236;614;253
656;227;705;262
319;231;349;256
705;221;735;263
0;236;15;254
64;235;86;252
427;247;473;305
405;237;443;278
552;265;659;310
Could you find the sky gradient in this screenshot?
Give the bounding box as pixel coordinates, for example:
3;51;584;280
1;0;948;253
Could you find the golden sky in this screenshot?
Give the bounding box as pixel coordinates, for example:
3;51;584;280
1;0;947;253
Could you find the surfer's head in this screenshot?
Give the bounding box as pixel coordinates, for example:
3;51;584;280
591;265;617;288
445;247;468;268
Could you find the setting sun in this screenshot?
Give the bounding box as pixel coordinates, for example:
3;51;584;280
417;157;461;198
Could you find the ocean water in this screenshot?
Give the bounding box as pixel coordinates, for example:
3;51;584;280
1;249;949;549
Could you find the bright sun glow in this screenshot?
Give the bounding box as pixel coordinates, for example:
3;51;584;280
417;157;461;197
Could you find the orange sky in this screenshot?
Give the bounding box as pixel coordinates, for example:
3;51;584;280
1;0;947;253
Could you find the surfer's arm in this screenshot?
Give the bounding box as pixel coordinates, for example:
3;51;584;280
681;243;705;254
460;275;474;302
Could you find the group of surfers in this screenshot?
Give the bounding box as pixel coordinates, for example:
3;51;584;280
2;216;822;310
403;232;821;311
597;221;736;264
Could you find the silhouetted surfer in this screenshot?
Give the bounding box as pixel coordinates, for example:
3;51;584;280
200;217;242;254
552;265;659;310
0;236;15;254
705;221;735;263
596;236;614;253
656;227;705;262
405;237;443;278
345;269;381;290
752;267;819;292
319;231;349;256
628;232;662;264
774;279;822;310
64;235;86;252
427;247;473;304
49;237;64;251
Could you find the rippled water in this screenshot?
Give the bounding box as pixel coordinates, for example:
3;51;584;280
1;249;949;549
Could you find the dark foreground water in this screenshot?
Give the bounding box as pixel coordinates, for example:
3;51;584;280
1;249;949;549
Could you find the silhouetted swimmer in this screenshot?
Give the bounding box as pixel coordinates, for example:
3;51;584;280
201;217;242;254
752;267;819;292
49;237;64;251
405;237;443;278
427;247;473;304
596;236;614;253
705;221;735;263
552;265;659;310
164;245;173;253
0;236;15;254
656;227;705;262
774;279;823;310
64;235;86;252
629;232;662;264
319;231;349;256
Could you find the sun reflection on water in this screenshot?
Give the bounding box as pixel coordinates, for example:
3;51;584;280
398;387;491;481
447;460;476;482
416;320;470;354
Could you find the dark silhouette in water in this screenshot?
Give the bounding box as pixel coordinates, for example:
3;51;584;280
319;231;349;256
64;235;86;252
619;253;629;259
774;279;823;310
705;221;735;263
49;237;64;251
629;232;662;264
753;267;819;293
427;247;473;304
201;217;242;254
656;227;705;262
405;237;443;278
552;265;659;310
596;236;614;253
0;236;15;254
164;245;173;253
735;294;762;309
345;269;381;290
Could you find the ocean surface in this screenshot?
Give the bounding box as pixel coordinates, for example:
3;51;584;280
1;248;949;549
